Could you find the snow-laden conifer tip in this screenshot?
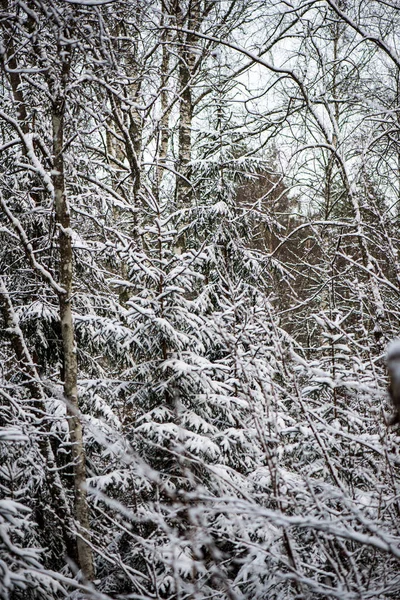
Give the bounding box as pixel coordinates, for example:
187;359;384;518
387;339;400;361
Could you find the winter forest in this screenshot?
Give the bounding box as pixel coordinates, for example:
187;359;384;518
3;0;400;598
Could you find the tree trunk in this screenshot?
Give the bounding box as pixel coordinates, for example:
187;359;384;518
175;1;201;208
52;101;95;581
157;10;172;187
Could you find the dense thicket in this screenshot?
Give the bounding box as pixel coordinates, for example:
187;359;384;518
1;1;400;598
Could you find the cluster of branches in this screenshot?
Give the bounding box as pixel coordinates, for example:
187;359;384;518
1;0;400;598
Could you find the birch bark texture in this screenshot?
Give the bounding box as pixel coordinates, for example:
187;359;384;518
52;96;95;580
175;0;202;208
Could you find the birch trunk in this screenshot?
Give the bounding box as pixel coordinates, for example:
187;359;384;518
157;12;171;187
175;1;201;208
177;57;193;207
52;101;95;581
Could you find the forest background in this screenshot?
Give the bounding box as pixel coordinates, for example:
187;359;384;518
1;0;400;598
